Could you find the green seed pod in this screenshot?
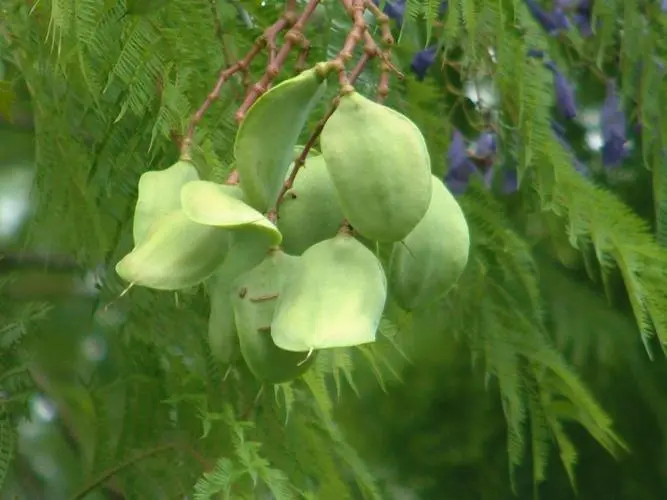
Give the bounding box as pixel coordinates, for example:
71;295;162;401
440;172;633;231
234;68;328;212
271;233;387;352
133;160;199;245
180;180;282;244
277;154;345;255
232;249;316;383
320;91;433;242
116;210;230;291
206;227;277;364
388;175;470;311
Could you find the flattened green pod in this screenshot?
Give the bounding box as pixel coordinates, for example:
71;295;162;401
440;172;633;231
116;210;230;291
320;91;432;242
206;227;276;364
207;274;239;364
277;155;345;255
234;68;328;212
388;176;470;311
232;250;316;383
133;160;199;244
181;180;281;244
271;233;387;352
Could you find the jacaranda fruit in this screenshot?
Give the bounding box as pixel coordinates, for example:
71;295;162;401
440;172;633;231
234;68;328;212
116;210;230;290
320;91;433;242
388;175;470;310
277;154;345;255
271;232;387;352
133;160;199;244
206;227;276;364
207;273;240;364
180;180;281;245
232;249;316;383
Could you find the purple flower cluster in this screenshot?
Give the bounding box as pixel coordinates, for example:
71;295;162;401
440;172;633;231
523;0;593;38
443;129;517;195
528;49;627;168
411;46;438;81
374;0;449;28
378;1;447;81
544;61;577;119
436;0;634;194
599;80;628;167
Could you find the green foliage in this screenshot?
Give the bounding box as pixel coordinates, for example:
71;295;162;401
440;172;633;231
0;0;666;498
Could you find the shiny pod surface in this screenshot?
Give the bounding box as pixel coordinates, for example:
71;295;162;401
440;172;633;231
320;91;432;242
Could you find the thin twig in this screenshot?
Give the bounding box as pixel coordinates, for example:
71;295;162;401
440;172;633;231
269;52;371;219
209;0;245;98
234;0;323;122
180;10;297;159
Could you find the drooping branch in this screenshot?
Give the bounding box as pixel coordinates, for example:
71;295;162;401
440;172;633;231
179;3;299;159
234;0;325;122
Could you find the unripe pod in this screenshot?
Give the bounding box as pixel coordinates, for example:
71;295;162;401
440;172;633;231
388;175;470;310
320;91;433;242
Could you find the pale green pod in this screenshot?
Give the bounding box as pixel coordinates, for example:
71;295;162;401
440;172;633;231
234;68;328;212
277;155;345;255
116;210;230;290
180;180;282;244
388;176;470;311
320;91;433;242
232;249;316;383
271;233;387;352
133;160;199;244
206;227;276;364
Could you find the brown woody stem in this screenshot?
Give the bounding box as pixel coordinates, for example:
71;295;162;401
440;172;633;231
269;50;372;221
180;3;299;160
235;0;324;123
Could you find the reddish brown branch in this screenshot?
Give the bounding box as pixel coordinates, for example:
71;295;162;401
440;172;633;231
180;6;298;159
269;54;371;220
295;38;312;74
225;170;239;185
235;0;324;122
181;0;401;165
180;44;263;160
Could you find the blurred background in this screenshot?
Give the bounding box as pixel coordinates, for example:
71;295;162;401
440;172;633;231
2;0;667;499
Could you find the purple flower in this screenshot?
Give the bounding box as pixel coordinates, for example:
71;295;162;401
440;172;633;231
545;61;577;119
439;1;448;16
661;0;667;13
471;131;497;162
444;129;479;195
410;46;438;81
600;80;628;167
552;7;570;29
573;0;593;37
523;0;570;35
373;0;406;26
